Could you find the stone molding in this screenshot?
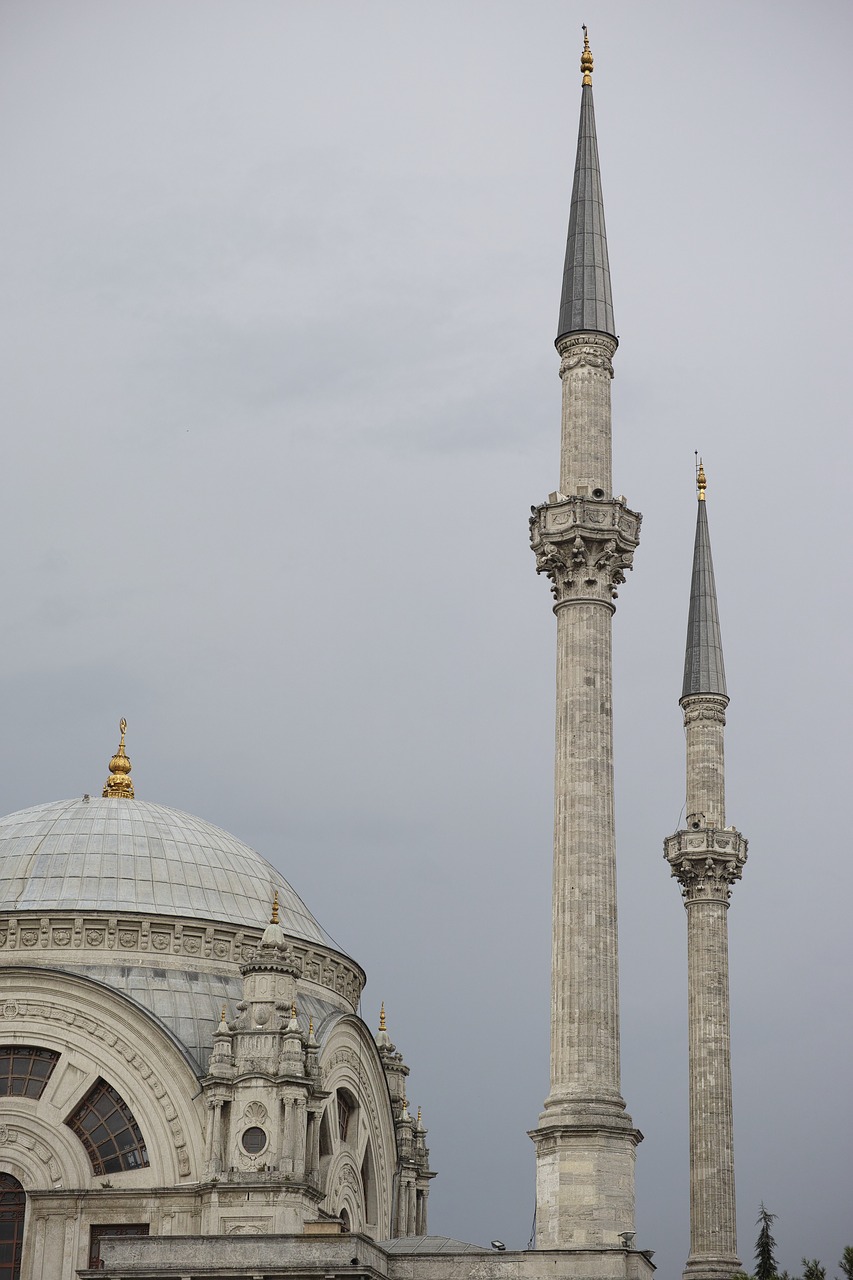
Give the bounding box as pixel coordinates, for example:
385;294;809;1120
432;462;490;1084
530;497;641;607
664;828;748;902
556;332;618;377
0;911;364;1010
680;695;729;725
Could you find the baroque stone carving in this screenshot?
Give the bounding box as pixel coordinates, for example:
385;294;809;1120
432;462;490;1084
664;828;748;902
530;497;641;607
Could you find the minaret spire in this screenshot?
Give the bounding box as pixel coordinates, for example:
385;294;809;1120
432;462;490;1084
682;460;727;700
557;26;615;343
529;30;646;1262
665;472;747;1280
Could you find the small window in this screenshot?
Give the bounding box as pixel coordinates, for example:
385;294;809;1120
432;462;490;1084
241;1126;267;1154
66;1078;149;1175
88;1223;149;1268
0;1046;59;1100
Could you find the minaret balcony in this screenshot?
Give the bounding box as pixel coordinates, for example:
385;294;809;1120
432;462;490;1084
664;828;748;902
530;495;642;607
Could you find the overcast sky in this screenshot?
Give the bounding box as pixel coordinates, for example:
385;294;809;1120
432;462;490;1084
1;2;851;1276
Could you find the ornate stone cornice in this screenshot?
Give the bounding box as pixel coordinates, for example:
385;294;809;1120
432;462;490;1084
530;496;641;608
680;693;729;725
664;828;748;903
0;911;365;1010
556;332;618;377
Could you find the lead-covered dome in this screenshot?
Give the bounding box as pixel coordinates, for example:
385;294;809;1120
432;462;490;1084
0;796;331;945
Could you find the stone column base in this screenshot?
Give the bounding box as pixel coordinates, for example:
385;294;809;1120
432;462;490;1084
530;1118;642;1249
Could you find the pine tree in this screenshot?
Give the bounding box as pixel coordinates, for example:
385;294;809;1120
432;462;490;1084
838;1248;853;1280
802;1260;825;1280
754;1204;779;1280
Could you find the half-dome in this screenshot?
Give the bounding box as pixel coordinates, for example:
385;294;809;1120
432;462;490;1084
0;797;330;944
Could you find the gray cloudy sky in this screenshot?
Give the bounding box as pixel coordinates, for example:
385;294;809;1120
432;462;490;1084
1;2;852;1275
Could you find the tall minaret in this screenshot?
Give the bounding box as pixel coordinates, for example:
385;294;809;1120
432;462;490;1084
529;29;643;1251
664;463;747;1280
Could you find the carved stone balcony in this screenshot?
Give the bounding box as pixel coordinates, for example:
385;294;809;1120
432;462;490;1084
664;828;748;902
530;495;642;608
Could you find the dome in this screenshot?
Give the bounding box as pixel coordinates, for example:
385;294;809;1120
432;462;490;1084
0;796;331;945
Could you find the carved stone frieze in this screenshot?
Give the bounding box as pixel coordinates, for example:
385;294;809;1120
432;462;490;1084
530;497;642;607
0;912;364;1009
664;828;748;902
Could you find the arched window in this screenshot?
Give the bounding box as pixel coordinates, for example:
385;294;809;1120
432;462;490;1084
0;1047;59;1100
0;1173;25;1280
336;1089;356;1144
66;1078;149;1175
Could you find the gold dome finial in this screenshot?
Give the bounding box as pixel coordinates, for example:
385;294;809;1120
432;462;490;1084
103;718;134;799
697;457;707;501
379;1002;387;1032
581;25;593;86
270;890;279;925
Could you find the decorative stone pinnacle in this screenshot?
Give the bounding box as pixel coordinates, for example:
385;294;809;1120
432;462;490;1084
581;24;593;85
103;718;134;799
379;1001;387;1032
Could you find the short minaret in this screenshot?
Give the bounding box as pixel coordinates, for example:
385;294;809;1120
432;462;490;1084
664;463;747;1280
529;29;644;1252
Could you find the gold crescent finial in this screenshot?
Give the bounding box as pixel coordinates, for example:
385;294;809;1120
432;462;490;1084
697;458;707;501
103;718;134;799
581;24;593;86
270;890;279;925
379;1002;387;1032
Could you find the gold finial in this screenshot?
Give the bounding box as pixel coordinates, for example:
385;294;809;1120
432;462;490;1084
308;1016;314;1037
221;1005;227;1021
291;1003;297;1021
417;1106;422;1127
270;890;279;925
697;457;707;502
103;718;134;799
581;25;593;86
379;1002;387;1032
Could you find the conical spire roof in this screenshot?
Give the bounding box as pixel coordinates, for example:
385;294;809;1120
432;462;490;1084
557;32;615;342
681;472;727;700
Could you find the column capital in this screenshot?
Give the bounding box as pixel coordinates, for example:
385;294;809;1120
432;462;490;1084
530;496;641;608
664;828;748;903
556;332;618;376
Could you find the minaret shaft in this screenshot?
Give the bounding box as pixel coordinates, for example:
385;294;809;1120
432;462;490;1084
683;696;727;827
549;602;620;1100
685;894;738;1266
559;336;614;497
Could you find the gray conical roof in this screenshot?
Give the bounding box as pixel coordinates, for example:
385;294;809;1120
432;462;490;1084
681;499;727;699
557;84;615;341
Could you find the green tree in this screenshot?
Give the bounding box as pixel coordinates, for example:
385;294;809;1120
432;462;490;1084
755;1205;779;1280
802;1261;825;1280
838;1248;853;1280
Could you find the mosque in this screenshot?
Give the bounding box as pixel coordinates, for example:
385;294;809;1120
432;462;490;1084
0;33;745;1280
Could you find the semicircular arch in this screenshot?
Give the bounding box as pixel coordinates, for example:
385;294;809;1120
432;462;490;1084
0;968;205;1186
